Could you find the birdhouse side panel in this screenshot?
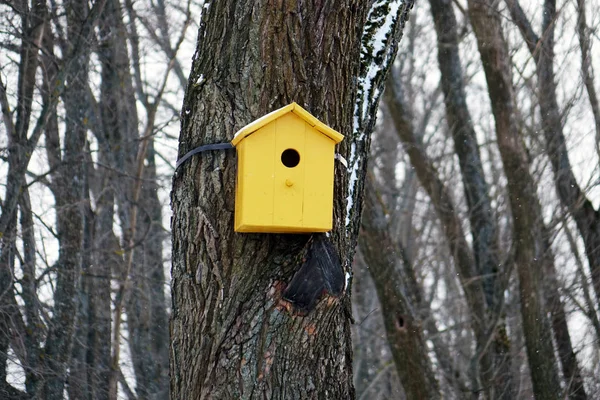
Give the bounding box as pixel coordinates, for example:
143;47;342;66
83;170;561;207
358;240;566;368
301;129;336;230
234;122;277;231
273;113;305;229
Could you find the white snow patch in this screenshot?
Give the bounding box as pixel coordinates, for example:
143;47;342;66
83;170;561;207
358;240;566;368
344;272;351;290
346;168;358;226
346;142;359;226
373;2;401;55
358;1;402;118
334;153;348;168
346;1;403;229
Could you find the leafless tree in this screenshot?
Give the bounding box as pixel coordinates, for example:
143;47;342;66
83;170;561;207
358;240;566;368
1;0;194;398
353;0;599;398
3;0;598;399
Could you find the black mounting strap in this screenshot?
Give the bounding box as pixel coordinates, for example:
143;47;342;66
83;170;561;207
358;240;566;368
175;142;347;171
175;142;234;170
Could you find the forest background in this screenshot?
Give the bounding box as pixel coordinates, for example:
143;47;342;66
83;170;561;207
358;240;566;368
1;0;599;398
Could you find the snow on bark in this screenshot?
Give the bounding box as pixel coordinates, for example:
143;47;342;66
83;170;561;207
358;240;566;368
346;0;410;229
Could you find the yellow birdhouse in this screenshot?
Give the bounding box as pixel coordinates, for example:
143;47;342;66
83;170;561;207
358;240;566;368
231;102;344;233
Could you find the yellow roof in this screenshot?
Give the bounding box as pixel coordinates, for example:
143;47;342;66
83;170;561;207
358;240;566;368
231;102;344;146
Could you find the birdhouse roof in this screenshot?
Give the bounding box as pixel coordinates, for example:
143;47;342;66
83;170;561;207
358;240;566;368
231;102;344;146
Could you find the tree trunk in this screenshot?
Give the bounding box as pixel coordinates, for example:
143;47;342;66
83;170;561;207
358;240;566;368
170;1;414;398
542;232;587;400
506;0;600;328
428;0;514;396
467;0;561;397
360;174;440;399
41;0;90;394
576;0;600;160
0;0;177;397
97;1;171;397
385;71;498;398
504;1;590;397
127;141;170;399
0;6;48;393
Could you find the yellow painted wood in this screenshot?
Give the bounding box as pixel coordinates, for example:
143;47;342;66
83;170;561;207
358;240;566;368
234;121;276;230
231;103;294;146
291;104;344;143
273;113;305;228
302;128;335;230
232;102;343;233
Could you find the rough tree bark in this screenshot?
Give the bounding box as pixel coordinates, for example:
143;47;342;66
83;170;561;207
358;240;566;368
171;1;413;398
467;0;562;397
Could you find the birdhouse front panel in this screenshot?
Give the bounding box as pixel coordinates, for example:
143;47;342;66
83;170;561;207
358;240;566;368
273;113;305;228
232;102;343;233
233;122;276;230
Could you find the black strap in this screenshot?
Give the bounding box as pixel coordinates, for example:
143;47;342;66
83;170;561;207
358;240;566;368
175;142;234;170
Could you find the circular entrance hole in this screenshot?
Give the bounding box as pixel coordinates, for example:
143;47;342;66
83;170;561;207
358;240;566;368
281;149;300;168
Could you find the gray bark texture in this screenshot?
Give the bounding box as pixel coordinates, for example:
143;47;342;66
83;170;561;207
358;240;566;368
170;1;413;398
41;0;91;396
